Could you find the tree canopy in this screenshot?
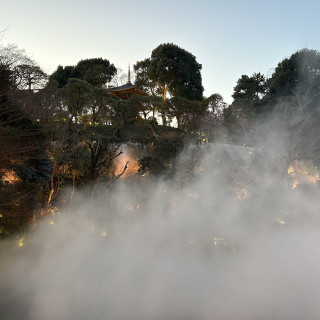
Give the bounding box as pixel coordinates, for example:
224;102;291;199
135;43;203;101
232;72;267;101
50;58;117;88
267;48;320;109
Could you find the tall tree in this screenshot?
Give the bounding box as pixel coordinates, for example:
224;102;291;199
58;78;92;128
147;43;204;101
232;72;267;101
0;44;47;93
0;44;52;233
133;58;159;96
50;58;117;88
13;64;48;91
49;65;75;88
200;93;226;142
223;99;256;145
74;58;117;87
267;48;320;109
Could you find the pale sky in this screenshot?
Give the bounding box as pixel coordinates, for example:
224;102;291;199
1;0;320;103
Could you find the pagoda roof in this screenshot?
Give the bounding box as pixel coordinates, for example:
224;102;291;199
107;81;148;99
108;82;137;91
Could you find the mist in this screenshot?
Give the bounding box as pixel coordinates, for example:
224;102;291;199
2;117;320;320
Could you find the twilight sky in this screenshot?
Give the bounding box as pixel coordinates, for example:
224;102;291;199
1;0;320;103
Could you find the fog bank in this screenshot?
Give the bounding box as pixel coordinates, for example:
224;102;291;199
1;143;320;320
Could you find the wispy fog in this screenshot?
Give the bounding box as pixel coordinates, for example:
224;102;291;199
1;132;320;319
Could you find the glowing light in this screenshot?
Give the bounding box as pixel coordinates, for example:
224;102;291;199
0;213;2;218
49;221;55;225
50;207;58;215
278;219;287;225
114;146;140;178
17;238;24;247
288;160;320;189
287;165;294;174
101;231;108;237
1;170;21;184
212;237;226;246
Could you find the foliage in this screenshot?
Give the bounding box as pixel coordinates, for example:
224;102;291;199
223;99;256;145
129;94;163;120
267;48;320;107
133;58;159;96
199;94;226;142
14;159;52;183
136;43;204;101
58;78;92;126
74;58;117;87
232;72;267;101
48;65;75;88
50;58;117;88
0;44;53;234
137;156;166;176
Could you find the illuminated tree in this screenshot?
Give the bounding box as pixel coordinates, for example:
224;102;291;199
148;43;203;101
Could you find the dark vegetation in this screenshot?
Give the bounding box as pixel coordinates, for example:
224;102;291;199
1;42;320;235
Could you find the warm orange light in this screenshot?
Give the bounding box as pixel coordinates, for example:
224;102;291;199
288;160;319;189
1;170;21;184
113;145;141;178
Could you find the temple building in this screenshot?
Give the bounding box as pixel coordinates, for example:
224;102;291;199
107;68;148;99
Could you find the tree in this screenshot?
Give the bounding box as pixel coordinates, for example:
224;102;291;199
49;65;75;88
200;94;226;142
0;44;47;94
109;98;140;127
166;96;194;129
0;45;52;233
58;78;92;128
133;58;159;96
232;72;267;101
83;87;115;129
223;99;256;145
74;58;117;87
110;67;132;87
0;44;48;167
13;64;48;91
146;43;204;101
50;58;117;88
267;48;320;109
129;94;163;121
0;63;12;97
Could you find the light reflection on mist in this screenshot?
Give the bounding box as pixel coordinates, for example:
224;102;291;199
1;142;320;320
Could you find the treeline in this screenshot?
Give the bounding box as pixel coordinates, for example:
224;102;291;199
1;42;320;234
